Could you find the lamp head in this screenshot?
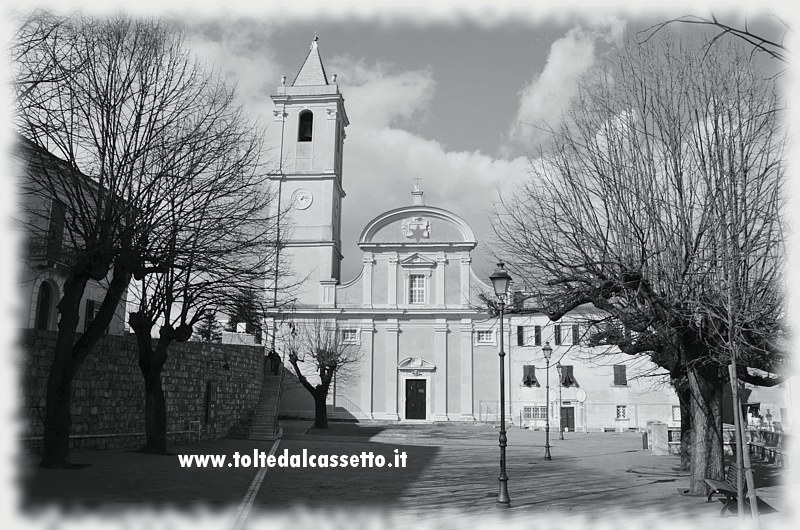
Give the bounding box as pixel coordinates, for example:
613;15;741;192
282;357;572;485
542;341;552;361
489;262;512;298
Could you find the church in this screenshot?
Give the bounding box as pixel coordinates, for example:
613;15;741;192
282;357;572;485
270;38;683;430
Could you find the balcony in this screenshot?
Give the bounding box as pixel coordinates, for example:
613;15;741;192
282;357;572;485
28;236;76;269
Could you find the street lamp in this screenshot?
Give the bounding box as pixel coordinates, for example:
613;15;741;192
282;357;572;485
543;342;552;460
556;361;564;440
489;262;512;508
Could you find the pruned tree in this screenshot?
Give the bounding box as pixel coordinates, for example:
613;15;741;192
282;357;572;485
492;33;786;495
12;12;279;466
125;74;280;453
283;320;362;429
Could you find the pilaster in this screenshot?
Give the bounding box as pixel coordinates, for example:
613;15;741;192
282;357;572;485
435;254;447;307
460;318;475;420
385;319;400;420
460;255;471;307
360;318;375;419
362;253;374;307
433;319;449;421
388;254;399;307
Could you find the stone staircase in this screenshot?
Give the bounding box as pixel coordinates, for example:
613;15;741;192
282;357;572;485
248;373;282;441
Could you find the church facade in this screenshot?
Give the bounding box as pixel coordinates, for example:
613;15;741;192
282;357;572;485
271;39;680;429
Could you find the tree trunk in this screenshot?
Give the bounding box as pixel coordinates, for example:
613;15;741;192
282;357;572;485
132;316;172;454
41;367;74;467
41;272;87;467
314;391;328;429
677;384;692;471
687;367;724;495
143;363;167;453
41;259;129;467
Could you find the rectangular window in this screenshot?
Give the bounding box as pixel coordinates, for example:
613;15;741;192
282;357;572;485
672;405;681;422
516;326;542;347
476;330;494;344
616;405;628;420
522;365;540;387
554;324;562;345
613;364;627;386
409;274;425;304
572;324;580;344
559;365;579;388
342;329;359;343
523;406;548;420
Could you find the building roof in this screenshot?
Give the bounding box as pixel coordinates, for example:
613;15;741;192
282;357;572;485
292;36;329;86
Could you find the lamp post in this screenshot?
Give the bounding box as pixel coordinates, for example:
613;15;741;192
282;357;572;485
489;262;512;508
543;342;552;460
556;361;564;440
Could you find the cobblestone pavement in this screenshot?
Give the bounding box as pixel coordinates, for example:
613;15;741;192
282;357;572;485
18;420;795;530
250;421;794;528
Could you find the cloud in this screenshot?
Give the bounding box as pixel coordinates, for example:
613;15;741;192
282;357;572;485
181;17;282;124
287;56;529;279
338;116;528;280
162;34;529;279
507;18;626;148
327;57;436;129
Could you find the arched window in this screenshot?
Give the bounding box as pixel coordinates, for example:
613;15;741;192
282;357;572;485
298;110;313;142
35;282;52;330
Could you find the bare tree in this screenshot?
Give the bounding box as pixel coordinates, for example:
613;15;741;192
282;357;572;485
640;12;791;65
12;13;272;466
125;82;280;453
284;320;362;429
492;34;786;494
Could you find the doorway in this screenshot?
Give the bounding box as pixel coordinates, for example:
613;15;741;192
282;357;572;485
560;406;575;431
405;379;427;420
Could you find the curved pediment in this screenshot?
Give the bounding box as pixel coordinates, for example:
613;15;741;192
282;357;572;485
359;206;477;247
398;357;436;371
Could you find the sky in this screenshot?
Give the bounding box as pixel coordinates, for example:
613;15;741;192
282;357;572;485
1;1;797;529
164;3;789;282
175;13;630;280
4;0;793;284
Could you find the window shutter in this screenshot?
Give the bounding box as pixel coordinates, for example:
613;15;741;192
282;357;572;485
572;324;580;344
614;365;627;386
534;325;541;346
517;326;524;346
561;365;579;388
523;365;539;387
554;324;561;345
523;365;532;385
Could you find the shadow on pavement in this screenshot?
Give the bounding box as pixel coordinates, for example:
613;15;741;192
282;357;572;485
305;422;388;438
253;438;441;510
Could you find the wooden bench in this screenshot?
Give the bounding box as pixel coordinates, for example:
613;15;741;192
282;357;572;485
704;461;746;515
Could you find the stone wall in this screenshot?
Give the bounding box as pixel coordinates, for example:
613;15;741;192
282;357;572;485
19;330;264;452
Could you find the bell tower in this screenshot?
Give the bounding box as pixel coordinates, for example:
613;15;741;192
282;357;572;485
271;37;349;307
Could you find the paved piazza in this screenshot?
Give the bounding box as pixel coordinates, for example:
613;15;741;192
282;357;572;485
20;421;794;529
